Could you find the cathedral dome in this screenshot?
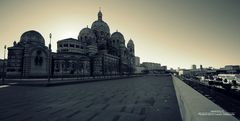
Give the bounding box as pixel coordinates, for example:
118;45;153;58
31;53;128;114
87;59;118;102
111;31;125;44
127;39;134;47
91;20;110;34
78;27;96;39
20;30;45;45
128;39;133;44
91;10;110;35
78;27;96;44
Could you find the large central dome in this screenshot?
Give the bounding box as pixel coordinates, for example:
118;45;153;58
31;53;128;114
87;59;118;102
91;10;110;35
91;20;110;34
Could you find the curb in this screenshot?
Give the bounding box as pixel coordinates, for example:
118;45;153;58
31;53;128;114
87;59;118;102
7;76;142;87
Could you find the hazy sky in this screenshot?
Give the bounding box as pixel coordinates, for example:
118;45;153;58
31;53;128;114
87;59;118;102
0;0;240;69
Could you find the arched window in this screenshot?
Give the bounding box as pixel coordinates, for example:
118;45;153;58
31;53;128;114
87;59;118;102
70;44;74;47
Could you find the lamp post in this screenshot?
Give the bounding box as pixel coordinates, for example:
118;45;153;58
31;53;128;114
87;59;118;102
2;45;6;85
48;33;52;83
77;60;80;80
61;60;63;81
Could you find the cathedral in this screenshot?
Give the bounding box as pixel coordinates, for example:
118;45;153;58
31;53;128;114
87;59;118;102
6;10;136;78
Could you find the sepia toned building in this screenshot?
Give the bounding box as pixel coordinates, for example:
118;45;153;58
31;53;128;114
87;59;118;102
6;10;135;78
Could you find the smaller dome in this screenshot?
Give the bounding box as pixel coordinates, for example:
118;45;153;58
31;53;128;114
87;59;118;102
20;30;45;45
127;39;134;47
78;27;96;44
111;31;125;44
79;27;96;38
128;39;134;44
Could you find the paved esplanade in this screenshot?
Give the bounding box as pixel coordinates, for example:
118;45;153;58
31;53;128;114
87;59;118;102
0;75;182;121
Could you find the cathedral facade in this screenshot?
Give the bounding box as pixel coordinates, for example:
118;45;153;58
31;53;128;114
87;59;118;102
6;10;135;78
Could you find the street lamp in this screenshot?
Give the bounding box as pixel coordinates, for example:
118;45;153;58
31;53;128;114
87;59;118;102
2;45;6;85
61;60;63;81
77;60;80;80
48;33;52;83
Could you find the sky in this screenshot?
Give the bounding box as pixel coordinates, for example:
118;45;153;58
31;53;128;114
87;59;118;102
0;0;240;69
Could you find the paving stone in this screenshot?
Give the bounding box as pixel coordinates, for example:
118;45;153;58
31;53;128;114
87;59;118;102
0;75;182;121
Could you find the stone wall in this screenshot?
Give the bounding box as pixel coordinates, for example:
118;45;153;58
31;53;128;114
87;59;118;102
172;75;238;121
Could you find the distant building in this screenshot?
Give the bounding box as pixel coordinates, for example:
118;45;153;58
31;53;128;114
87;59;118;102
192;64;197;70
140;62;167;74
142;62;161;70
178;65;240;77
135;56;140;66
178;69;191;76
225;65;239;70
134;56;143;74
224;65;240;74
161;66;167;71
200;65;203;70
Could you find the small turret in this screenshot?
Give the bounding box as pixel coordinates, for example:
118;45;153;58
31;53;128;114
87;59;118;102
98;9;102;21
127;39;135;56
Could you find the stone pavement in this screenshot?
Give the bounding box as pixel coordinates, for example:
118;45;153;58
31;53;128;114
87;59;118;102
0;75;182;121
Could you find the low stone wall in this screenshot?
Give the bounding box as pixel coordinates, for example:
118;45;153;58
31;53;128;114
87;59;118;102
6;75;142;86
172;75;238;121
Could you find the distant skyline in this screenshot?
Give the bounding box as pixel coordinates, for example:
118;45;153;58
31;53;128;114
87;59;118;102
0;0;240;69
